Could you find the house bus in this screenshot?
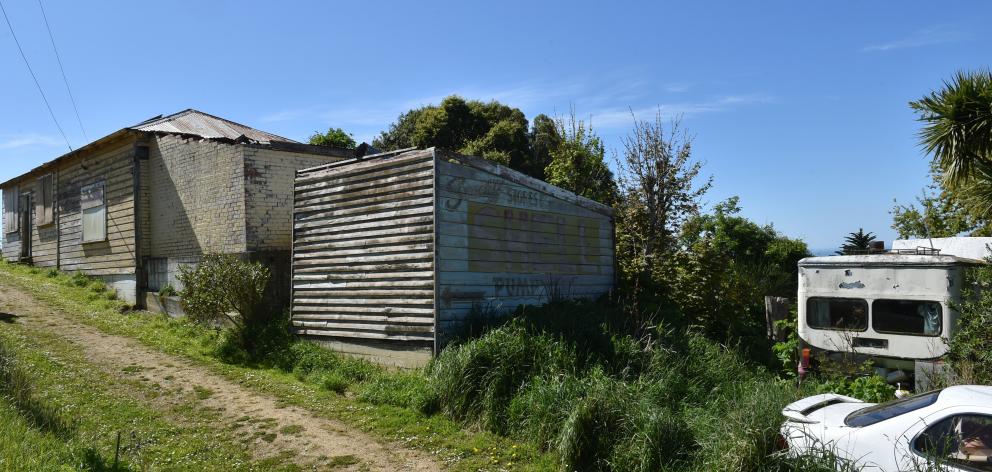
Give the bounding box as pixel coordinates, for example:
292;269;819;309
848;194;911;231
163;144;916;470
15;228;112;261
796;247;985;391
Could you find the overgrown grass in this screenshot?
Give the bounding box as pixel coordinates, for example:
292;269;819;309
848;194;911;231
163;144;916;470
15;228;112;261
415;301;818;472
0;260;897;471
0;260;554;471
0;324;299;470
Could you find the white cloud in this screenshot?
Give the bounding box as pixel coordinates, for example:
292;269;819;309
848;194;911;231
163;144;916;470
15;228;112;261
587;94;774;129
862;24;970;52
255;78;771;141
0;133;62;150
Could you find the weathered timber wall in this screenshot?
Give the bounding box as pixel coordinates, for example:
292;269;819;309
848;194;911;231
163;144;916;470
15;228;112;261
2;136;141;301
433;151;615;342
57;140;139;299
292;149;436;363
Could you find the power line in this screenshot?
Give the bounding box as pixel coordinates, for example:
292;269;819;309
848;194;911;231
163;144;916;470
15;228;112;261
37;0;85;142
0;0;72;152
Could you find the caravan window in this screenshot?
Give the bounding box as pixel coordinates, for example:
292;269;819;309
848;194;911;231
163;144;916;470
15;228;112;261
807;297;868;331
872;300;942;336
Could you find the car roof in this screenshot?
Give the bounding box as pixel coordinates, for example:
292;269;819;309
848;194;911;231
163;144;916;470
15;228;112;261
935;385;992;407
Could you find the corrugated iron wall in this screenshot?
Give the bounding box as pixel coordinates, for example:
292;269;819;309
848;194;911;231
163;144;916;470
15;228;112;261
291;150;436;351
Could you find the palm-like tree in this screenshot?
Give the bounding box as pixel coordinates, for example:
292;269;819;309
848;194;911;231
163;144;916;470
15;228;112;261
910;71;992;185
837;228;877;255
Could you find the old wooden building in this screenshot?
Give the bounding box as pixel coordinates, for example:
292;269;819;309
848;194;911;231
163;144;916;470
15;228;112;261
1;109;350;307
292;148;616;366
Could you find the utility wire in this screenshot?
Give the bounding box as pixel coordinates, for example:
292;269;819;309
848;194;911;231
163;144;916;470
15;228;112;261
37;0;85;141
0;0;72;152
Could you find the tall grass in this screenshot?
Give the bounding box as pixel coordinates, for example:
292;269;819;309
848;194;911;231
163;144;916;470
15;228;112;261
417;298;820;472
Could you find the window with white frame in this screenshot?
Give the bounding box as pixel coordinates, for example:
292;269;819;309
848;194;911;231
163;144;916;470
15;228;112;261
36;174;54;226
80;181;106;243
2;185;17;234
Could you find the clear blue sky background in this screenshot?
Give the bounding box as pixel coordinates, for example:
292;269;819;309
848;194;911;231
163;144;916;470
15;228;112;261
0;0;988;252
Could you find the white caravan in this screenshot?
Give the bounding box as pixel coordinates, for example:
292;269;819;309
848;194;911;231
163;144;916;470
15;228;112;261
797;251;983;388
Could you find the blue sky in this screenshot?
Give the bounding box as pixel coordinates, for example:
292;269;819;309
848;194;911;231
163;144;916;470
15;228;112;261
0;0;988;251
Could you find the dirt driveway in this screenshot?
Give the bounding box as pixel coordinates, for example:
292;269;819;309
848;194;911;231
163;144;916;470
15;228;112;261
0;280;440;472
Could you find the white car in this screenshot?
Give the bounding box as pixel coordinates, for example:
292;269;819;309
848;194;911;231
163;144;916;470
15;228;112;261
781;385;992;471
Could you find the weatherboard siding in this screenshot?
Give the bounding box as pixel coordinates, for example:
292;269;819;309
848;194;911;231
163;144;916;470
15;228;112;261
291;149;437;362
291;148;616;365
56;141;138;276
432;153;615;341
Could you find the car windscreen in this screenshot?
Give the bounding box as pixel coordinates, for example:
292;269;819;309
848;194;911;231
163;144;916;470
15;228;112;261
845;390;942;427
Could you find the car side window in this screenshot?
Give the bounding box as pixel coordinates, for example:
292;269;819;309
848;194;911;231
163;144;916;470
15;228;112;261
914;414;992;471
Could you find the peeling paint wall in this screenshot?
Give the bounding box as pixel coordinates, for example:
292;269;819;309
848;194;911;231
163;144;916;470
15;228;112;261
433;153;615;344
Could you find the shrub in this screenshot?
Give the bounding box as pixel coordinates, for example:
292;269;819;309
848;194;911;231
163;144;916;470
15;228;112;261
69;271;90;287
177;254;270;350
158;283;177;297
948;262;992;384
814;375;895;403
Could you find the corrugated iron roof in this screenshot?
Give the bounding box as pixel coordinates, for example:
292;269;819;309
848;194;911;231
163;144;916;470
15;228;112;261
129;109;298;144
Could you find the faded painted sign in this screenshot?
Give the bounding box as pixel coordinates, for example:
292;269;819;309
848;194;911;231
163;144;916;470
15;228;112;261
466;201;603;274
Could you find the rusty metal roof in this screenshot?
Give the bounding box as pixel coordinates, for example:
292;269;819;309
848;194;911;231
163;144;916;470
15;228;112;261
130;109;298;144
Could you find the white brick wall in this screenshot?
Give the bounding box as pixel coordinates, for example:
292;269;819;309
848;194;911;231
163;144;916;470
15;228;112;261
244;148;346;251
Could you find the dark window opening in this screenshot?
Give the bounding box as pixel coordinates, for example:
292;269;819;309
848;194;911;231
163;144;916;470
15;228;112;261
872;299;942;336
807;297;868;331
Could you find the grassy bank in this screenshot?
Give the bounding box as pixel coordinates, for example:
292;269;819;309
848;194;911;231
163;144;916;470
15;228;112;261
0;260;874;471
0;315;300;470
0;260;554;471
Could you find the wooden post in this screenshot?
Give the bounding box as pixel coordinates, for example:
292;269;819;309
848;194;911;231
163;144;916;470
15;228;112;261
764;296;792;342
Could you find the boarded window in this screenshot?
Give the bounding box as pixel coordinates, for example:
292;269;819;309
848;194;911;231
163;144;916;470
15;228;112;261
145;257;168;291
80;181;106;243
806;297;868;331
36;174;54;226
2;186;17;234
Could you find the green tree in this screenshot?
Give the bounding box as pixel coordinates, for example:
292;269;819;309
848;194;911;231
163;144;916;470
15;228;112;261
664;197;810;354
373;95;533;171
891;169;989;238
836;228;877;255
308;127;356;149
615;112;711;276
911;70;992;185
544;111;617;205
524;114;561;180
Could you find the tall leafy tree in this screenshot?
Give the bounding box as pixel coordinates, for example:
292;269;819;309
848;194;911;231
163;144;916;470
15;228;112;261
666;197;810;353
524;114;560;180
544;111;617;205
308;127;356;149
615;112;711;274
373;95;532;170
891;167;992;239
836;228;877;255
